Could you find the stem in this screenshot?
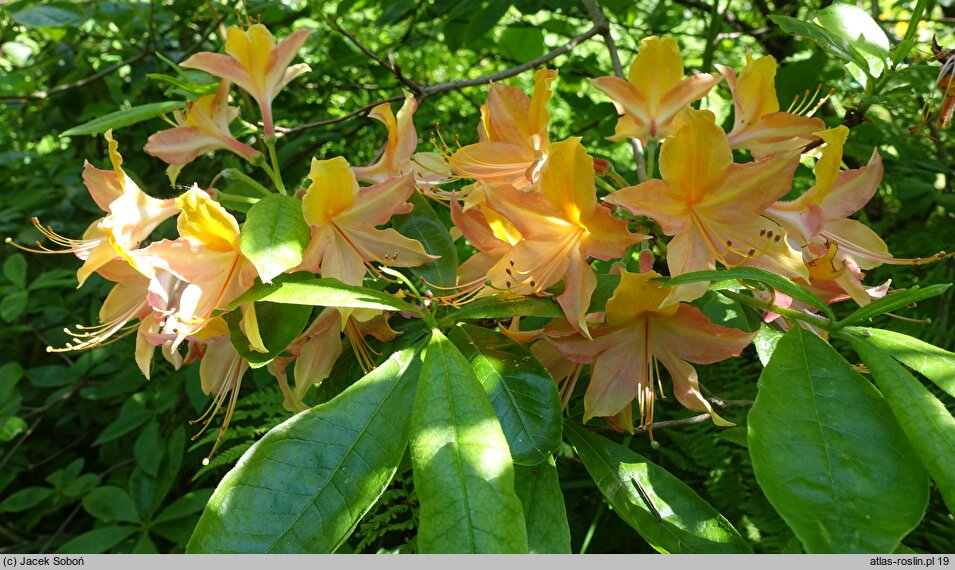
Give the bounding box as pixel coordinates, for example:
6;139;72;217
719;289;833;331
607;167;630;189
378;266;437;329
265;138;287;195
632;138;647;182
220;168;272;197
216;192;260;205
644;138;658;180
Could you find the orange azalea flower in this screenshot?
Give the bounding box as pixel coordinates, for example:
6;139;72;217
449;68;557;189
604;109;806;302
717;55;825;157
591;36;721;143
182;24;311;136
144;81;260;172
136;186;258;347
544;270;753;428
299;156;437;285
352;92;451;186
450;195;522;286
9;131;178;287
483;138;643;337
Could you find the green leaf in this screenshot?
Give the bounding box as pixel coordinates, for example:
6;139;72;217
61;102;185;137
836;284;951;327
449;294;563;321
227;273;419;314
770;15;870;71
153;489;214;524
716;427;749;448
56;526;138;554
239;195;311;284
225;301;312;368
12;5;85;28
841;331;955;513
411;329;528;553
754;323;784;367
83;486;141;524
1;290;28;322
663;266;835;320
0;416;27;442
815;4;890;60
565;423;750;553
393;192;458;289
748;326;928;553
850;327;955;398
0;487;52;513
447;324;561;465
133;421;163;477
3;254;26;289
500;26;545;62
513;457;571;553
188;348;421;553
465;0;512;42
93;394;151;446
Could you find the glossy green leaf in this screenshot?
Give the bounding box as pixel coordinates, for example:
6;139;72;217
3;254;26;289
133;421;163;477
836;284;951;327
239;195;311;283
227;273;419;314
225;301;312;368
513;457;571;553
393;192;458;289
56;526;137;554
0;487;52;513
61;102;185;137
663;267;834;320
500;26;545;62
851;327;955;398
841;332;955;513
748;326;928;552
411;329;528;553
816;4;890;60
83;486;141;524
754;323;784;367
448;294;563;322
770;15;869;71
564;422;751;553
12;5;86;29
447;323;561;465
0;415;27;442
188;348;420;553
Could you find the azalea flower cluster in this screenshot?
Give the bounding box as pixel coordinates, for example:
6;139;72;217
10;26;946;452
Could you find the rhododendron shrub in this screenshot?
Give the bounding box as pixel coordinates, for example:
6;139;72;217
7;7;955;555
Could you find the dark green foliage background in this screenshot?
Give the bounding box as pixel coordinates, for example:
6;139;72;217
1;0;953;553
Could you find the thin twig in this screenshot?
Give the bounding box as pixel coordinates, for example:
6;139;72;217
580;0;646;179
0;50;150;104
279;24;604;134
326;16;424;94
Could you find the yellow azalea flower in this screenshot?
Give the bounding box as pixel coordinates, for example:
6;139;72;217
590;36;722;143
299;156;437;285
352;92;451;186
449;68;557;189
543;270;754;428
136;186;258;347
182;24;311;136
145;81;260;175
8;131;178;287
766;126;950;305
483;138;644;337
717;55;825;157
604;109;807;302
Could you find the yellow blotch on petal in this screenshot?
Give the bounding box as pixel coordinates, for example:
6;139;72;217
812;125;850;195
225;24;275;93
175;185;240;252
630;36;683;115
605;270;678;326
302;156;359;226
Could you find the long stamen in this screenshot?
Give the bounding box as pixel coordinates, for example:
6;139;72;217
820;229;952;266
5;218;104;256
